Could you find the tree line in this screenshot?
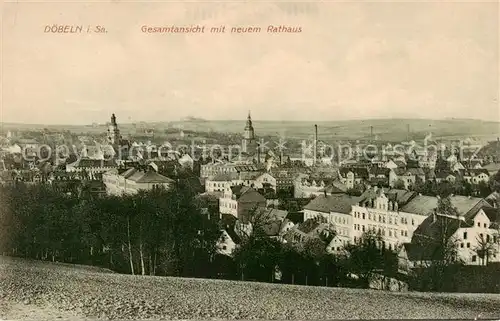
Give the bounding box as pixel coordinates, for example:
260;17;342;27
1;181;479;292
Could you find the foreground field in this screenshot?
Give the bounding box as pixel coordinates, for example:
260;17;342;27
0;256;499;320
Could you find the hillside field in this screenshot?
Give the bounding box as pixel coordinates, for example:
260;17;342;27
1;256;499;320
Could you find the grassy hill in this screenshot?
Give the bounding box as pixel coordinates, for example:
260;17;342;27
1;256;499;320
2;118;499;142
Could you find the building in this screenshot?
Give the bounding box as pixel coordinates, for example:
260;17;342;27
462;169;490;184
351;188;419;250
388;168;425;189
294;176;347;198
338;167;369;189
242;111;257;154
219;186;266;222
102;167;175;195
66;158;117;179
205;172;239;192
106;113;130;159
400;205;499;268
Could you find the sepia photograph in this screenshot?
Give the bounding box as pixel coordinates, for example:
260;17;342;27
0;0;499;319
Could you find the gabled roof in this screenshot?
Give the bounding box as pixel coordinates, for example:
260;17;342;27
230;186;266;203
211;172;238;182
131;170;175;183
120;168;174;184
401;195;488;217
68;158;116;168
463;168;489;177
407;168;425;176
338;167;369;179
481;207;500;224
411;214;472;247
357;188;416;206
369;167;391;176
435;170;455;179
303;194;358;214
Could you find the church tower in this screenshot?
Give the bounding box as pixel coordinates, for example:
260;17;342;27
107;113;121;146
242;111;256;153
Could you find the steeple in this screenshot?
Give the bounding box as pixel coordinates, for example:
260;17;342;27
107;113;121;145
243;111;255;140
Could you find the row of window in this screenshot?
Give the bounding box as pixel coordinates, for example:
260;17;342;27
353;211;415;226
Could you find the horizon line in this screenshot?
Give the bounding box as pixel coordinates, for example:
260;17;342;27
2;116;500;127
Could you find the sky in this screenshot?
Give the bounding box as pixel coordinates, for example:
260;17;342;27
1;0;499;125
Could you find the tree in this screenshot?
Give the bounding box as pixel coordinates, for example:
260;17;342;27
473;234;497;266
343;230;385;287
393;179;406;190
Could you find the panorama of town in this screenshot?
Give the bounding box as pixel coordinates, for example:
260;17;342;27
1;113;500;294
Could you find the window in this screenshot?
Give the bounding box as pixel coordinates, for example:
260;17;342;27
484;223;487;228
472;255;477;262
460;243;464;248
412;219;415;226
401;230;404;236
463;232;467;240
362;213;365;220
362;225;365;232
222;245;227;250
480;233;483;239
477;222;480;227
467;242;470;248
486;235;490;242
405;231;408;237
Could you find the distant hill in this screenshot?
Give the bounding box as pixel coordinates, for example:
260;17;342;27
1;118;499;142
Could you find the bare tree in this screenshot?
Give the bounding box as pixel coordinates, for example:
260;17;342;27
474;234;497;266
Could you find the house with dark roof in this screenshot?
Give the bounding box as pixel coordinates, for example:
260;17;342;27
463;168;490;185
399;198;499;268
294;175;347;198
434;170;457;184
219;186;266;223
338;167;369;189
389;167;425;189
302;193;359;248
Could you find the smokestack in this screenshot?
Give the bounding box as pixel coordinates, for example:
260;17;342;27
370;126;373;140
257;141;261;164
407;124;410;141
314;124;318;165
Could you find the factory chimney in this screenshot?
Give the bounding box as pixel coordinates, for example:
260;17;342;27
314;124;318;165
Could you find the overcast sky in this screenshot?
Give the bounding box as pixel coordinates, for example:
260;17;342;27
1;1;499;125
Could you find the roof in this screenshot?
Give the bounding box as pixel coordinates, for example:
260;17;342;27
256;208;290;237
130;170;175;184
303;194;358;214
239;171;261;180
320;181;348;194
394;160;406;168
338;167;369;179
358;187;416;206
68;158;116;168
411;214;472;249
234;164;263;172
401;195;487;217
435;170;455;179
369;167;391;176
481;207;500;224
230;186;266;203
464;168;489;177
211;173;237;181
407;168;425;176
120;168;174;184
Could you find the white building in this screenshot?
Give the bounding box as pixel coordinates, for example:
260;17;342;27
102;167;175;195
